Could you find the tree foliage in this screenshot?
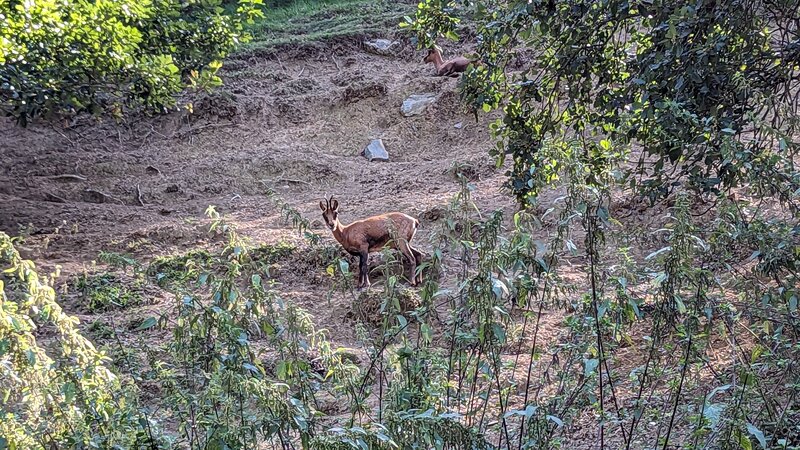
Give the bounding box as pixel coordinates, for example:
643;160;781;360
0;0;263;125
406;0;800;204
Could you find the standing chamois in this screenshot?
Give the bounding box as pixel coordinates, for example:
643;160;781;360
423;47;471;77
320;196;422;288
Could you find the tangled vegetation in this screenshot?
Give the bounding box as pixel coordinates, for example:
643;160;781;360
398;0;800;448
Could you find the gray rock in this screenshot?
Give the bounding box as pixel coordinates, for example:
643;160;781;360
401;93;437;117
364;39;399;56
362;139;389;162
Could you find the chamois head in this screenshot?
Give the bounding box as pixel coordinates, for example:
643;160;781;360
423;47;439;63
319;196;339;230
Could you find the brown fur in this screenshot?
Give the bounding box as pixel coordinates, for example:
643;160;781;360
423;48;471;77
320;196;422;288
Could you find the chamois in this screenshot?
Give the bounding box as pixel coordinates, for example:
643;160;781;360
423;47;471;77
319;196;422;288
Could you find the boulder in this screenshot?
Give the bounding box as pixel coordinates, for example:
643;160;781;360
361;139;389;162
364;39;399;56
401;93;436;116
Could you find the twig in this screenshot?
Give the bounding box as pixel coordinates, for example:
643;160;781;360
276;178;311;186
138;128;154;151
52;128;76;148
45;174;87;182
297;65;306;77
174;122;235;139
272;52;287;71
149;125;167;139
44;192;68;203
85;189;124;205
331;55;341;72
136;184;145;207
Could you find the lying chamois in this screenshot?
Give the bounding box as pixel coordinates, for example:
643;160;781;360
320;196;422;288
423;47;471;77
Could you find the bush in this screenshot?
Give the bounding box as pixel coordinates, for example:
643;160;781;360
0;232;168;448
0;0;264;124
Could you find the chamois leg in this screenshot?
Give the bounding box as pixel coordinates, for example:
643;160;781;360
358;250;370;289
409;246;423;284
398;242;417;286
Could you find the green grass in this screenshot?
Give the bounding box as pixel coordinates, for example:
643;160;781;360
147;249;214;288
238;0;413;52
249;241;297;265
75;273;143;312
147;243;299;288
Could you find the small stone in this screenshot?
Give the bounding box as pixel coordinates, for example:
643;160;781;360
401;93;436;117
361;139;389;162
364;39;399;56
454;122;463;129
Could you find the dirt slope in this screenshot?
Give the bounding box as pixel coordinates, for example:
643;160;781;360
0;40;511;269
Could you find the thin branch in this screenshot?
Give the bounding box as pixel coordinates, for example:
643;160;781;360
45;174;87;182
136;184;145;207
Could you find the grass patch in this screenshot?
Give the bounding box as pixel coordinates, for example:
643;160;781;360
148;244;298;287
75;273;142;312
147;249;214;287
349;287;421;326
87;319;115;340
238;0;412;51
248;241;297;265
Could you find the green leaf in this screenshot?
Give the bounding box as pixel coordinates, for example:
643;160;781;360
136;317;158;330
674;295;687;314
396;314;408;328
584;358;599;377
62;382;76;403
420;322;432;343
736;429;753;450
242;363;261;376
338;259;350;274
645;247;672;260
746;423;767;449
546;415;564;428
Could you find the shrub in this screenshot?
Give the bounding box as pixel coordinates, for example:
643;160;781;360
0;232;168;448
0;0;264;124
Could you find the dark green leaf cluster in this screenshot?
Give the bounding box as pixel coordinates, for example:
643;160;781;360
410;0;800;203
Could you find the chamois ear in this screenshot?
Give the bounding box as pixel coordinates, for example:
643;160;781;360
331;199;339;211
319;200;327;211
